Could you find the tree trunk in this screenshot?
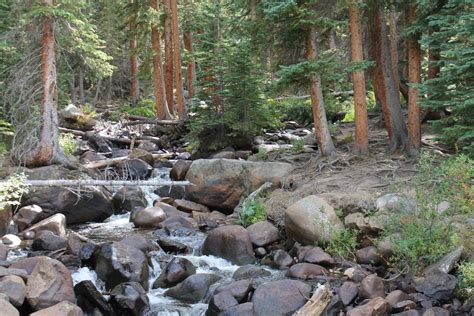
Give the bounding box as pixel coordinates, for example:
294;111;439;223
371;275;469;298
69;74;76;104
106;75;113;103
389;10;402;98
307;27;336;157
407;4;421;155
368;5;407;152
24;0;60;166
163;0;174;113
170;0;187;118
79;67;85;105
92;79;102;106
150;0;172;120
183;0;195;99
129;1;139;106
349;0;369;155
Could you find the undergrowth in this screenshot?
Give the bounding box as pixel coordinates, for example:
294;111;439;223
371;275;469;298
0;173;29;210
238;199;267;227
60;133;78;156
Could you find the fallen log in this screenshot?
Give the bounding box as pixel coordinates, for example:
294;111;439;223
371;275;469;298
59;127;86;136
0;179;190;187
83;153;173;169
294;284;332;316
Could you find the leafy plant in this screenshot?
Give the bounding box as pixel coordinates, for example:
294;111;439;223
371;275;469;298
291;138;305;153
248;148;268;161
120;98;156;118
60;133;78;156
326;228;358;259
238;199;267;227
456;261;474;299
0;173;29;210
0;120;13;155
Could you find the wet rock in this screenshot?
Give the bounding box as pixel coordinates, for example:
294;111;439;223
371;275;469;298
424;246;463;275
207;291;239;315
0;266;28;280
422;307;450;316
202;225;255;265
154;159;173;169
170;160;192;181
129;148;154;165
157;202;191;218
23;213;66;237
0;243;7;260
0;275;26;307
13;205;43;231
66;232;98;261
0;298;19;316
138;140;159;152
110;282;149;316
385;290;410;308
284;195;343;246
32;230;67;251
297;246;335;266
262;249;293;269
232;265;271;280
26;257;75;311
392;311;420;316
251;279;311;316
21;230;35;240
339;281;359;305
30;301;83;316
157;237;190;254
359;274;385;299
116;158;153;180
154;185;185;200
185;159;293;213
74;280;114;316
246;221;279;247
132;207;166;228
173;199;209;213
112;187;147;214
286;263;328;279
393;300;417;311
254;247;267;257
219;302;254;316
165;273;221;303
414;271;457;301
79;151;106;164
94;241;149;290
375;193;416;213
152;257;196;288
2;234;21;248
215;280;252;302
356;246;384;266
120;235;158;254
346;297;390;316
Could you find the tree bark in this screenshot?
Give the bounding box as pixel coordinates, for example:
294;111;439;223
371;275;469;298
407;4;421;155
349;0;369;155
170;0;187;118
92;78;102;106
79;67;85;104
129;1;139;106
163;0;174;113
307;27;336;157
150;0;172;120
183;0;195;99
24;0;60;166
69;74;76;104
368;5;408;152
389;10;402;98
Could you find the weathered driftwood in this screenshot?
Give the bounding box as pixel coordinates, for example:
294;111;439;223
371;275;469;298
125;114;180;125
83;153;173;169
294;284;332;316
59;127;86;136
0;179;190;187
59;127;162;145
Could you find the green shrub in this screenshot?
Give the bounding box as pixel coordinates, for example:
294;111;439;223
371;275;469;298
326;228;358;259
457;261;474;299
291;138;305;153
0;173;29;209
60;133;78;156
238;200;267;227
120;98;156;118
0;120;13;155
248;148;268;161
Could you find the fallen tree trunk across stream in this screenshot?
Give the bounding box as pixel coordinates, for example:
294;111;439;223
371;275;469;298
0;179;191;187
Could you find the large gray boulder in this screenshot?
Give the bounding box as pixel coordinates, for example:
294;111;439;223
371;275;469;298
284;195;343;245
185;159;293;213
165;274;221;303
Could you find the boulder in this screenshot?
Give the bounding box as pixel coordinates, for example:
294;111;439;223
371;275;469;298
339;281;358;305
297;246;335;266
251;279;311;316
94;241;149;290
0;243;8;260
375;193;416;213
116;158;153;180
159;216;197;234
286;263;328;279
346;297;390;316
202;225;255;265
2;234;21;248
30;301;83;316
137;140;159;152
119;235;158;254
0;298;19;316
152;257;196;289
424;246;463;275
414;271;457;300
356;246;384;266
24;213;66;237
232;265;271;280
128;148;154;165
262;249;293;269
87;135;112;155
359;274;385;299
165;273;221;303
185;159;293;213
132;207;166;228
154;185;185;200
32;230;67;251
61;104;83;121
345;212;385;235
0;266;28;280
207;291;239;315
0;275;26;307
25;257;75;311
112;187;147;214
219;303;254;316
214;280;252;302
170;160;192;181
74;280;114;315
173;199;209;213
66;232;98;261
156;237;190;254
22;165;113;224
13;205;43;231
79;151;106;164
422;307;450;316
284;195;343;245
110;282;149;316
246;221;279;247
385;290;410;308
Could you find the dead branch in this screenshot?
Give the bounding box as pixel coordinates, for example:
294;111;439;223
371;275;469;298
82;153;173;169
294;284;332;316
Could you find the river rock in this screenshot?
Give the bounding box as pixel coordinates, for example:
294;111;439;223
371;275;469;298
246;221;279;247
0;275;26;307
215;280;252;302
13;205;43;231
30;301;83;316
219;302;254;316
346;297;390;316
356;246;384;266
262;249;293;269
173;199;209;213
393;311;420;316
120;235;158;254
165;273;221;303
286;263;328;279
232;265;271;280
202;225;255;265
338;282;358;306
424;246;463;275
422;307;450;316
79;151;106;164
375;193;417;213
297;246;335;266
22;165;113;224
185;159;293;213
385;290;410;308
284;195;343;246
207;291;239;315
251;279;311;316
94;241;149;290
0;298;19;316
74;280;114;315
129;148;154;165
154;185;185;200
0;267;28;280
132;206;166;228
156;202;191;218
414;271;457;300
67;232;98;260
23;213;66;237
2;234;21;248
156;237;191;254
112;187;147;214
110;282;149;316
32;230;67;251
359;274;385;299
152;257;196;288
170;160;192;181
26;257;75;311
116;158;153;180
